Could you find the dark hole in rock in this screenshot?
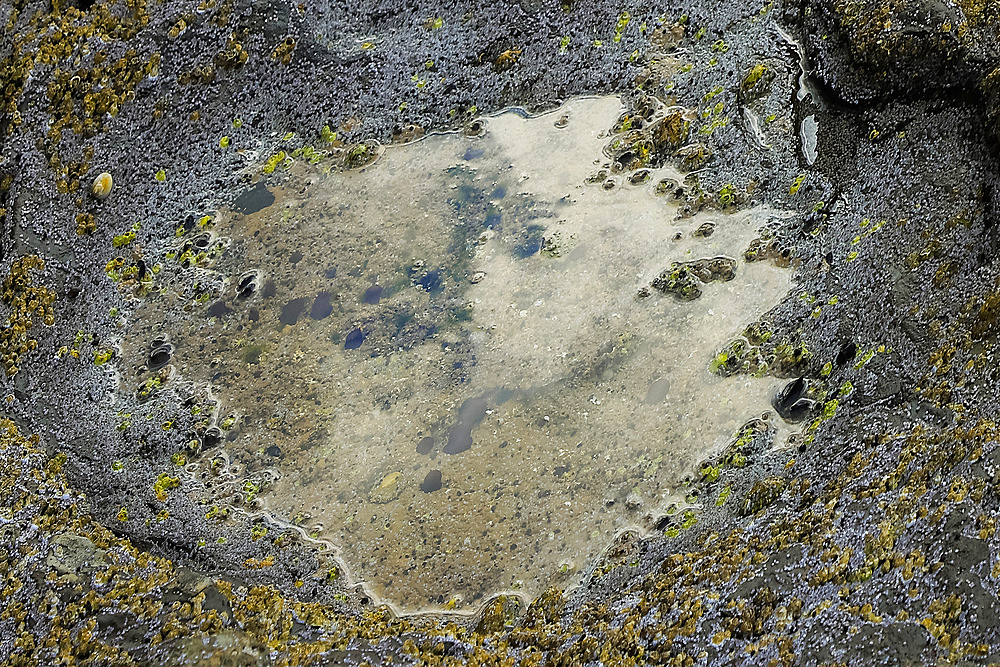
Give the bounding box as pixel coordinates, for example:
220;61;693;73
280;297;308;326
148;346;172;370
266;445;282;457
136;259;147;280
362;285;383;305
420;470;443;493
344;328;365;350
311;291;333;320
237;273;257;298
232;182;275;214
202;427;223;449
150;335;168;349
193;234;212;249
416;436;434;455
207;300;232;318
836;341;857;366
774;377;811;422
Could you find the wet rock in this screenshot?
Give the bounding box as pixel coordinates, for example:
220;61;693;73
173;566;213;596
280;297;308;326
649;22;684;50
344;327;365;350
692;222;715;238
835;341;857;366
801;0;989;107
420;470;442;493
361;284;383;304
739;62;775;102
629;169;651;185
738;477;787;516
202;427;223;449
150;629;270;667
655;177;678;196
310;291;333;320
45;533;110;580
391;123;425;143
677;142;712;170
649;111;690;157
416;436;434;455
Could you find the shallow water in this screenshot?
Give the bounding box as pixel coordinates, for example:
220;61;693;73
121;96;793;613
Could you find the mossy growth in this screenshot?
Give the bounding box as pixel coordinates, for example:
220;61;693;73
740;62;774;100
343;143;379;169
972;291;1000;339
476;594;523;634
262;151;288;174
718;183;737;208
153;472;180;501
650;257;736;300
112;230;135;248
738;477;786;516
710;322;773;376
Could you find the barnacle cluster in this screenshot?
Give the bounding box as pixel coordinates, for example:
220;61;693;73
0;256;56;377
0;0;158;205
